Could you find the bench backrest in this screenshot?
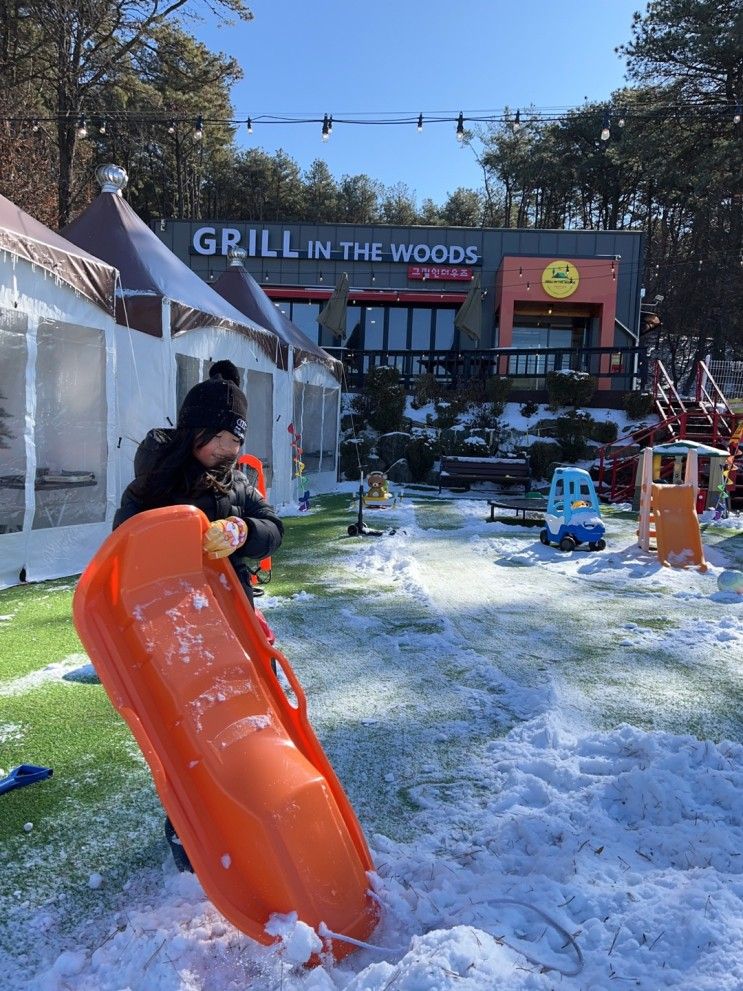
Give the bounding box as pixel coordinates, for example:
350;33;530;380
441;457;530;477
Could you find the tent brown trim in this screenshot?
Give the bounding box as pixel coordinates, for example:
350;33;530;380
62;192;280;364
214;264;343;381
0;193;116;315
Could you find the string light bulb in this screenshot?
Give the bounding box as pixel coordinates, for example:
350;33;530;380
76;115;87;138
417;113;423;132
600;110;610;142
98;117;106;135
321;113;330;141
512;109;521;133
617;110;626;128
168;119;176;135
328;114;333;136
734;104;742;125
31;118;39;133
247;117;253;134
193;115;204;140
456;112;464;141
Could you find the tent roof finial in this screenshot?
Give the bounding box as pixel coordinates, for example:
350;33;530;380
228;247;247;267
95;163;128;195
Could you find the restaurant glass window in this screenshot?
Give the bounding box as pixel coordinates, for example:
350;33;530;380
245;370;274;486
387;307;408;350
33;320;107;530
509;321;574;377
411;307;433;350
363;306;384;350
290;302;320;344
363;306;384;374
0;310;28;533
345;306;361;349
434;309;456;350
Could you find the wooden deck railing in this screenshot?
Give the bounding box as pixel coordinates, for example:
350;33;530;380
325;345;638;392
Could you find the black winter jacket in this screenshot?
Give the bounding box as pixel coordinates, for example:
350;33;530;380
113;429;284;603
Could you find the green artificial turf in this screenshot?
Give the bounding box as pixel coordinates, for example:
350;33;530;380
0;494;368;956
0;578;81;683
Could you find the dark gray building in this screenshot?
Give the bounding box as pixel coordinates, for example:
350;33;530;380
154;219;644;396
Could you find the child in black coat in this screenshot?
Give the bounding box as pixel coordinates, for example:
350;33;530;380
114;361;283;605
113;361;284;870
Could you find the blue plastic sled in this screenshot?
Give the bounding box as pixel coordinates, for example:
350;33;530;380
0;764;53;796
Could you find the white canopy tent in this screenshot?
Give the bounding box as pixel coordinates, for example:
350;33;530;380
214;249;342;499
0;192;118;588
62;165;294;506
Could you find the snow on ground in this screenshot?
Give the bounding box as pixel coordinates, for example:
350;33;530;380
0;655;94;698
8;497;743;991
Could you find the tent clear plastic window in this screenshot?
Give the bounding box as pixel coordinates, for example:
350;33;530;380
32;319;107;530
321;387;338;473
245;370;273;485
176;353;202;412
0;310;28;534
293;383;336;474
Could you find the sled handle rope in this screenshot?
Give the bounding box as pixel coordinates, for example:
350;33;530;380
318;896;584;977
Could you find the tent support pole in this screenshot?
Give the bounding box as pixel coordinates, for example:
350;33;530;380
161;299;175;424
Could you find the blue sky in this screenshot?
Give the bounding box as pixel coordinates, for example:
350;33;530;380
191;0;646;205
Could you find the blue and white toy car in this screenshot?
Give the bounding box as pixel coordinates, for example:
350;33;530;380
540;467;606;552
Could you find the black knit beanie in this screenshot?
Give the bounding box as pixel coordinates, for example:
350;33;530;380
177;376;248;443
209;359;241;386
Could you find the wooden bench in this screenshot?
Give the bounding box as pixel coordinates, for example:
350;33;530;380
438;455;532;493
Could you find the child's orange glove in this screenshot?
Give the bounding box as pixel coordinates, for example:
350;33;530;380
203;517;249;559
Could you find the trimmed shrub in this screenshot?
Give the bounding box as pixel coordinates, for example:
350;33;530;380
438;429;479;457
340;412;364;434
363;366;406;433
554;411;594;462
433;400;460;429
529;440;563;480
520;400;540;419
339;437;372;480
623;391;654;419
377;431;411;468
405;437;436;482
484;376;512;415
467;403;502;432
411;373;442;409
591;419;619;445
349;392;372;423
546;370;596;409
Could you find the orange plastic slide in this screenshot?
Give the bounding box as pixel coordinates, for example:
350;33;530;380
652;484;708;572
73;506;379;959
238;453;272;580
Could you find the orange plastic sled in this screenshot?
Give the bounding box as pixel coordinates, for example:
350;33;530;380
73;506;379;959
652;484;708;572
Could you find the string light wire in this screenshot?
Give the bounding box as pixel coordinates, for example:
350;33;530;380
11;98;743;143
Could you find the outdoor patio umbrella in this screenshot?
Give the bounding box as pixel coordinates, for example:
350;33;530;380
454;272;482;343
317;272;350;340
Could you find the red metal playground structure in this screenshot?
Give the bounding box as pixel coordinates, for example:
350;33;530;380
594;360;743;509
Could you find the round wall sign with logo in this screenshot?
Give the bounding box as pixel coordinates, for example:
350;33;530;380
542;260;580;299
